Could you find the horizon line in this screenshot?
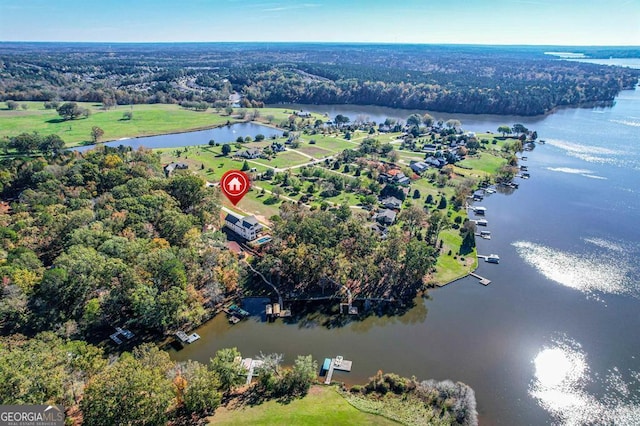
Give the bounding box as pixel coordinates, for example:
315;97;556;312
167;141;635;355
0;40;639;48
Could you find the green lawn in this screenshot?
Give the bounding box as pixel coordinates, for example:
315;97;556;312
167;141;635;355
251;150;310;169
253;108;326;126
294;144;335;159
0;102;240;147
209;386;399;425
457;153;506;174
432;229;477;285
232;190;284;220
300;134;359;153
157;146;271;180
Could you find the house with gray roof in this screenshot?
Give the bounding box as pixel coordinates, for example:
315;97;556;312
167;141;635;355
238;148;261;159
380;196;402;210
374;209;397;226
164;162;188;176
224;212;263;240
410;161;429;174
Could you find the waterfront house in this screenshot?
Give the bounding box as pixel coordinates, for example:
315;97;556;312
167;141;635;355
224;212;263;241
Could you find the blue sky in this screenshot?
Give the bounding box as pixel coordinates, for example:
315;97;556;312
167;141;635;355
1;0;638;45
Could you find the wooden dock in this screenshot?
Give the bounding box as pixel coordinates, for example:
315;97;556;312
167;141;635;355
324;358;353;384
470;272;491;285
241;358;264;385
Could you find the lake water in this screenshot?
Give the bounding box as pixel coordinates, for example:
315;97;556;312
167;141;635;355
161;81;640;423
74;122;282;152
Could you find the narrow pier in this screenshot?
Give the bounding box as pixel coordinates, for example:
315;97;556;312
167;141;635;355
241;358;264;385
470;272;491;286
324;358;353;384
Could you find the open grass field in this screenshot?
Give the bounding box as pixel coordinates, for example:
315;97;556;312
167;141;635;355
208;386;399;425
157;146;271;180
250;150;311;169
293;144;335;159
0;102;241;147
299;134;359;152
253;107;325;125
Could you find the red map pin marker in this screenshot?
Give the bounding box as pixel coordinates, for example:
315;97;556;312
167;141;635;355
220;170;250;205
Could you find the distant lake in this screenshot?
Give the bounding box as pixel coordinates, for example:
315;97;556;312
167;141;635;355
74;122;282;152
567;57;640;69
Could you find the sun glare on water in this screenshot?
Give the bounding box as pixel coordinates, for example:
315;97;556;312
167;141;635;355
512;240;638;300
530;338;640;425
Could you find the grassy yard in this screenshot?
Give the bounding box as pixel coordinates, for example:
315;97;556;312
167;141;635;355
457;153;506;174
231;190;283;221
299;134;359;153
293;144;335;159
431;229;477;285
0;102;240;147
251;150;311;169
209;386;399;425
157;146;272;179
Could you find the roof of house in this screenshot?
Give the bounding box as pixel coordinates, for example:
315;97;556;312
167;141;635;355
164;162;188;172
380;196;402;207
242;216;260;229
375;209;397;222
225;213;241;225
387;169;403;176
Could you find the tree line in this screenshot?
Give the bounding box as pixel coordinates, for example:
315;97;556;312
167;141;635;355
0;334;317;424
1;43;638;116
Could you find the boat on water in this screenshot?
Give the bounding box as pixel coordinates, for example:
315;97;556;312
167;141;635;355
473;206;487;215
486;254;500;264
176;331;201;343
476;219;488;226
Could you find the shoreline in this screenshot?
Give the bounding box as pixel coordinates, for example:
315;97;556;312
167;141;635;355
69;117;242;149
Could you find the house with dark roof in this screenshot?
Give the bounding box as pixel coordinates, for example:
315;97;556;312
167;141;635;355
271;142;285;153
238;148;261;159
164;162;188;176
224;212;263;240
410;161;429;174
374;209;397;225
393;172;411;186
380;196;402;210
423;144;438;153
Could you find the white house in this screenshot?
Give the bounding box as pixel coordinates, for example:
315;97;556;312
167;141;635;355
224;212;263;241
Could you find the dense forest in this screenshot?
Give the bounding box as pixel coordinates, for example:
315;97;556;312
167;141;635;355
0;146;236;340
1;43;638;115
255;203;437;302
